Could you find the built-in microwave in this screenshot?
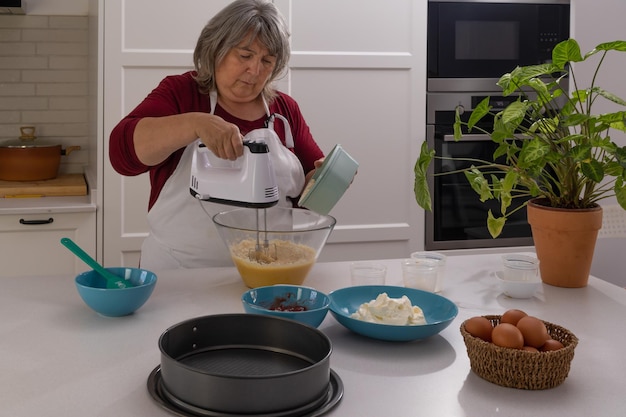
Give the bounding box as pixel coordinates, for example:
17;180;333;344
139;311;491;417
427;0;570;92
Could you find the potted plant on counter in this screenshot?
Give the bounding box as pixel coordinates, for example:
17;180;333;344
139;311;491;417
414;39;626;288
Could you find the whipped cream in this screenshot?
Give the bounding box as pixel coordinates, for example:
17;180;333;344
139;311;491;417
350;293;426;325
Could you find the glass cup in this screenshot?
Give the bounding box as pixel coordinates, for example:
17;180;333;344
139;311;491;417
350;262;387;286
401;258;439;292
501;254;539;281
410;251;447;292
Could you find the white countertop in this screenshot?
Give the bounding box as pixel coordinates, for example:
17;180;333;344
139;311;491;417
1;253;625;417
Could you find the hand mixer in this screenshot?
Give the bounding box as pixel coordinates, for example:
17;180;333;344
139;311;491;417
190;136;280;262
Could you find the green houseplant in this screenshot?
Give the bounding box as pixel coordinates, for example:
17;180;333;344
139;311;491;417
414;39;626;287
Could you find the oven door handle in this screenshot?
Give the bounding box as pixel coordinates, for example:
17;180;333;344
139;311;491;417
443;134;492;142
443;134;532;142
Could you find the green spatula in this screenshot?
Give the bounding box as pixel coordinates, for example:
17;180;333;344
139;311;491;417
60;237;132;289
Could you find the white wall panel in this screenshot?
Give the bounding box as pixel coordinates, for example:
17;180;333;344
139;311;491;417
289;0;412;52
122;0;232;51
121;67;192;114
291;68;412;227
571;0;626;146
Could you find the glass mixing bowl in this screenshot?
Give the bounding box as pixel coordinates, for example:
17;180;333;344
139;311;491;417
213;206;336;288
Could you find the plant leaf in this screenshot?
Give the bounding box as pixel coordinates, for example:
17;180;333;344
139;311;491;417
518;138;550;167
553;39;583;67
500;101;526;129
467;97;491;130
581;159;604;182
570;144;592;161
498;63;559;95
414;141;434;211
604;160;623;177
617;146;626;169
563;112;590;127
530;116;559;135
464;168;493;202
498;172;514;215
590;40;626;55
487;210;506;238
616;177;626;210
453;109;462;140
594;88;626;106
493;143;509;160
527;77;551;104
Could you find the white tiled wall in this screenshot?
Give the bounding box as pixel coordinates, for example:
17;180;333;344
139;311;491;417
0;15;89;174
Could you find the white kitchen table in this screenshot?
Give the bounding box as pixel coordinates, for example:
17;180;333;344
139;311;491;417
1;253;625;417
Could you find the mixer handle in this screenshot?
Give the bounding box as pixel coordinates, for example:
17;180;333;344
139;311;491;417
195;139;269;154
242;140;270;154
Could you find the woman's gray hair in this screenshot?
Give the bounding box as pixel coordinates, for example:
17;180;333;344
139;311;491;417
193;0;290;102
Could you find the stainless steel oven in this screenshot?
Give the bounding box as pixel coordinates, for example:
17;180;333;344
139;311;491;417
425;92;536;250
427;0;570;92
424;0;570;250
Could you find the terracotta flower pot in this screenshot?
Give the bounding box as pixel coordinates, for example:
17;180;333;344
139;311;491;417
527;198;603;288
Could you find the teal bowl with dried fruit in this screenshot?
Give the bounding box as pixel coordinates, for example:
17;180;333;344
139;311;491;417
241;284;330;328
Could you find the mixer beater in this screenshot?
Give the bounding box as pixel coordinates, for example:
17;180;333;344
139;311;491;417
250;208;278;264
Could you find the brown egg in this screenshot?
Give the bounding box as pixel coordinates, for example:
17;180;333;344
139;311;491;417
465;316;493;342
540;339;565;352
500;309;528;326
517;316;550;348
492;323;524;349
522;345;539;353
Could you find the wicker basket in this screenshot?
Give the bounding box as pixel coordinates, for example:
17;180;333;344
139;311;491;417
460;315;579;390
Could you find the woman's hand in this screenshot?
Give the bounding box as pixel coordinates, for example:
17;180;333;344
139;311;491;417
133;112;244;166
196;114;244;161
304;156;357;189
305;157;325;185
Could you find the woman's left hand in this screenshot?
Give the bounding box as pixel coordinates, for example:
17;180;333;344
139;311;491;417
305;157;325;184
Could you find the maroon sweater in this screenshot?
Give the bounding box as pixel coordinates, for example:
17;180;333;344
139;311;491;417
109;71;323;210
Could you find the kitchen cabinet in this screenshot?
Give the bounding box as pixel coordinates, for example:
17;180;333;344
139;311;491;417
97;0;427;267
0;208;95;277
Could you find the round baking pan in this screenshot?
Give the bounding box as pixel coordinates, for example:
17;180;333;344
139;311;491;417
158;314;333;415
147;366;343;417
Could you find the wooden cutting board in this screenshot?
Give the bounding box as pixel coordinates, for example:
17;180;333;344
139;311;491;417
0;173;87;197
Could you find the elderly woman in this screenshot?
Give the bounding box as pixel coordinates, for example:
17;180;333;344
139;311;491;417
109;0;324;270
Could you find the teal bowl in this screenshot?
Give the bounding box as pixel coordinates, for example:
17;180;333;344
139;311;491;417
329;285;458;341
75;267;157;317
242;285;330;328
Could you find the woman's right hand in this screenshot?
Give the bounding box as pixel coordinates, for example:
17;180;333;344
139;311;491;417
133;112;244;166
196;114;244;161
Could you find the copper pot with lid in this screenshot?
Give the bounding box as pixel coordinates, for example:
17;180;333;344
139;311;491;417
0;126;81;181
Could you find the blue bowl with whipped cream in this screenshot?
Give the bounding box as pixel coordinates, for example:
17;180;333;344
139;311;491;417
328;285;458;341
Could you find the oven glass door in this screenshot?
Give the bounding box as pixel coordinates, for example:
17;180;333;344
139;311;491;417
425;112;534;250
428;2;569;79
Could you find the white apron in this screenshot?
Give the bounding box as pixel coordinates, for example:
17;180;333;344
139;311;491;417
139;92;305;270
